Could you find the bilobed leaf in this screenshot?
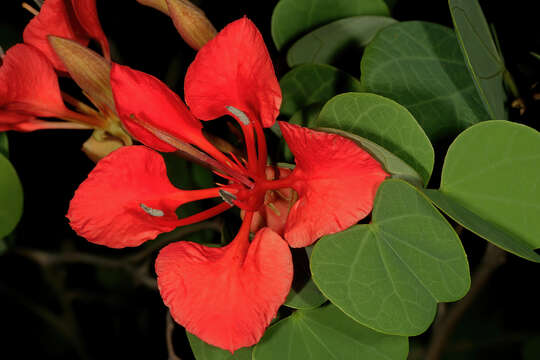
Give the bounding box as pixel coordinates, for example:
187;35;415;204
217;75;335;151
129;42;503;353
253;304;409;360
0;154;23;238
317;127;424;188
315;92;434;185
361;21;489;141
449;0;507;120
287;16;397;67
435;120;540;260
187;332;252;360
311;179;470;336
423;189;540;263
0;132;8;158
280;64;363;117
271;0;390;50
284;247;327;310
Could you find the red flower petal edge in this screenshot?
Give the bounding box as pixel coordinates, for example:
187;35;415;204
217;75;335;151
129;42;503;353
279;122;389;247
67;146;215;248
185;17;281;128
156;225;293;352
23;0;90;71
111;63;210;153
71;0;110;60
0;44;69;120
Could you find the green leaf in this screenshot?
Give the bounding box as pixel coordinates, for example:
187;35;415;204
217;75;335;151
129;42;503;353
314;92;434;185
253;304;408;360
284;247;327;310
361;21;489;141
435;120;540;259
280;64;363;117
287;16;397;67
311;179;470;336
0;153;23;238
271;0;390;50
317;127;424;188
423;189;540;263
187;332;252;360
449;0;507;120
0;132;8;158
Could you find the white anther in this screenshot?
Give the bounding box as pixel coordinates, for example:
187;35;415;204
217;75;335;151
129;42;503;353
219;189;236;206
226;106;250;126
140;203;165;217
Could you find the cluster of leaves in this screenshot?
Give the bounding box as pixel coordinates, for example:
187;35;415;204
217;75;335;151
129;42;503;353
183;0;539;358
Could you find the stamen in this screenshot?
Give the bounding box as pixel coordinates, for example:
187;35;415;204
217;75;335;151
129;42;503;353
22;2;39;16
219;189;236;206
0;46;5;60
226;106;250;126
140;203;165;217
267;202;281;216
32;0;43;8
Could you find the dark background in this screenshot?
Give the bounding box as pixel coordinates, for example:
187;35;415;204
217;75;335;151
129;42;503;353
1;0;540;359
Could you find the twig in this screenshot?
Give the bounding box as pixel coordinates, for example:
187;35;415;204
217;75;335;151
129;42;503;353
166;312;182;360
425;243;507;360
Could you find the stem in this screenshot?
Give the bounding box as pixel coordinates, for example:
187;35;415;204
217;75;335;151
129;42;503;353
166;312;182;360
425;244;507;360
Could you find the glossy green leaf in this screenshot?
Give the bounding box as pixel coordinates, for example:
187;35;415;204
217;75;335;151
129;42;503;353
361;21;489;141
449;0;507;120
253;304;408;360
315;92;434;185
271;0;390;50
311;179;470;336
0;154;23;238
284;247;327;310
317;127;424;188
280;64;363;117
287;16;397;67
423;189;540;263
0;132;8;158
187;332;252;360
436;120;540;258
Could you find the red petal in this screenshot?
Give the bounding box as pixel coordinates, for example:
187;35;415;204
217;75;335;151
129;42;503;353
0;44;68;118
280;122;389;247
184;17;281;128
71;0;110;60
67;146;206;248
156;226;293;352
110;63;210;152
23;0;90;71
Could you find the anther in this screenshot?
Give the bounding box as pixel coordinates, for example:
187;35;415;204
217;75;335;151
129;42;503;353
140;203;165;217
226;106;250;126
219;189;236;206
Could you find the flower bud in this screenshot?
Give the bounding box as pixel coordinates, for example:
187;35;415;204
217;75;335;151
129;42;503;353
166;0;217;50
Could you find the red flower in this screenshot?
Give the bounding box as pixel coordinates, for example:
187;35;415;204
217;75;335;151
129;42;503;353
23;0;110;72
0;44;98;131
67;17;388;352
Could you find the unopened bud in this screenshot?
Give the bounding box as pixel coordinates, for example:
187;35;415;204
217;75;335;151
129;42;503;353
48;36;115;114
136;0;168;14
166;0;217;50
